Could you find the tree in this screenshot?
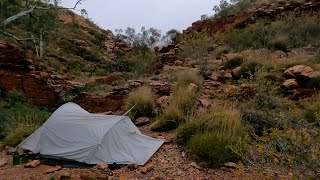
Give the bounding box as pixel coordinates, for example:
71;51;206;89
116;27;161;53
162;29;182;45
0;0;84;57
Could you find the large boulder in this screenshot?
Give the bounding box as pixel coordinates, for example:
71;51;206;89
284;65;317;79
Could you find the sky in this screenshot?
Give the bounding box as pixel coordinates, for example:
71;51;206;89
61;0;219;34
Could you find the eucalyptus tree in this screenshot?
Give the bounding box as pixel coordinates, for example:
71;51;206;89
0;0;84;57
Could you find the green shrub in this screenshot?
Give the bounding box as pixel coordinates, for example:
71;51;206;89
186;132;240;167
305;76;320;90
236;62;263;79
150;87;198;132
304;101;320;126
267;36;289;51
7;90;26;104
0;91;51;146
126;86;155;120
231;128;320;177
224;57;244;69
177;106;244;167
151;72;201;132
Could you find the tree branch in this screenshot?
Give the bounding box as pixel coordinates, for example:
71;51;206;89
1;0;84;28
0;31;37;44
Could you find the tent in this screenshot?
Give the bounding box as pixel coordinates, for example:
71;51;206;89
18;102;164;165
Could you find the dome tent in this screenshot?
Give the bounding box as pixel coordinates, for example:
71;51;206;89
18;102;164;165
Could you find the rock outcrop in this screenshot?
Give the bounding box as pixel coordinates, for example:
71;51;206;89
183;1;320;38
0;40;59;106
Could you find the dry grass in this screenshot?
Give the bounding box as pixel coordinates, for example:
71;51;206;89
126;86;155;120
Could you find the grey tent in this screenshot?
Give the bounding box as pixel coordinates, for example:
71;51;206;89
18;102;164;165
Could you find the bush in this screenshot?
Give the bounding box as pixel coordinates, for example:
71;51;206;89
224;57;244;69
150;87;198;132
151;71;202;132
235;62;263;79
186;132;240;167
176;106;244;167
304;101;320;126
126;86;155;120
0;92;51;146
231;128;320;177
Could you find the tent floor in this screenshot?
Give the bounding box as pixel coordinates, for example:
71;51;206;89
39;155;126;169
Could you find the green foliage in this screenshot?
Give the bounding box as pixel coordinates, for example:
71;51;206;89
162;29;182;45
177;106;244;167
115;27;161;52
224;57;244;69
126;86;155;120
220;14;320;51
237;62;263;79
79;82;113;96
0;91;51;146
231;128;320;177
304;101;320;125
187;132;240;167
177;32;215;60
151;71;202;132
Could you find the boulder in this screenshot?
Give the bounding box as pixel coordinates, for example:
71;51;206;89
282;79;299;90
25;160;41;168
135;117;150;126
209;71;222;81
284;65;317;79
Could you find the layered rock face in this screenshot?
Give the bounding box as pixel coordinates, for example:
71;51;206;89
0;39;71;106
183;1;320;37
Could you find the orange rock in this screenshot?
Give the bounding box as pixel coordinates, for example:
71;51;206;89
25;160;40;168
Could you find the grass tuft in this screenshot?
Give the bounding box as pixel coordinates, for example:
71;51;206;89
126;86;155;120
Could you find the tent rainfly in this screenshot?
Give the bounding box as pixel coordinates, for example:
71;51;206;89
18;102;164;165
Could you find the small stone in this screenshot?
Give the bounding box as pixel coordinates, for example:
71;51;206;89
176;168;184;176
187;83;198;92
282;79;299;90
96;162;108;170
224;162;239;169
189;162;202;170
58;172;71;180
182;152;186;157
0;158;7;167
5;146;16;155
25;160;40;168
232;67;242;77
135;117;150;126
224;72;233;79
45;166;62;174
139;163;154;174
210;71;222;81
199;98;211;108
127;163;138;171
